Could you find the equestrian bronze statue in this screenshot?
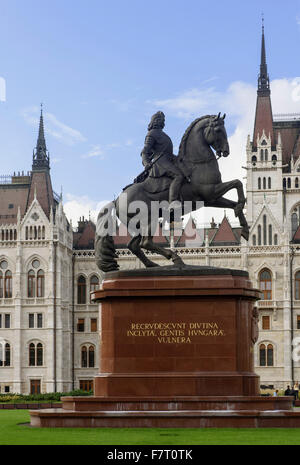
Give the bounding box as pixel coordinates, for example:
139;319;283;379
95;112;249;272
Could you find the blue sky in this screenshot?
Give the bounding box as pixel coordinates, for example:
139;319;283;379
1;0;300;224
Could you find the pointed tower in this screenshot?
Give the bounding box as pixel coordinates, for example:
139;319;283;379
26;105;55;218
253;20;274;148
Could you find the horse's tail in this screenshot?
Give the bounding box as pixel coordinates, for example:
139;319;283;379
95;201;119;272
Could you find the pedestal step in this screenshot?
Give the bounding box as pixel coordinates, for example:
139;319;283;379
30;408;300;428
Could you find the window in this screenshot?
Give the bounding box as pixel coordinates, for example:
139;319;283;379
90;275;99;302
258;178;261;190
79;380;93;392
37;270;44;297
4;314;10;329
81;345;95;368
77;276;86;304
91;318;97;332
268;225;272;245
251;155;257;165
259;269;272;300
295;271;300;300
292;213;298;237
283;178;286;190
30;380;41;395
259;343;274;366
258;225;262;245
0;343;11;367
274;234;278;245
28;264;45;298
297;315;300;329
0;272;2;299
262;315;270;330
260;149;264;161
288;178;291;188
28;270;35;298
296;178;299;189
4;271;12;298
29;314;34;328
77;319;85;332
252;235;256;246
29;342;43;366
29;313;43;328
263;215;267;245
272;154;277;165
268;177;271;189
263;177;266;189
0;314;10;329
265;149;268;161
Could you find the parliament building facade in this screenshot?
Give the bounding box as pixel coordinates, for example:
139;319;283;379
1;28;300;394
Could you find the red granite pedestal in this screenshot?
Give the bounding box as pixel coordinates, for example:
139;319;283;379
30;266;300;428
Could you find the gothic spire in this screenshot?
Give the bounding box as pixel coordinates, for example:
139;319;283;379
32;104;50;170
257;17;270;96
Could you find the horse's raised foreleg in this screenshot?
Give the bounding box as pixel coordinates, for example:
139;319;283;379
205;194;249;241
128;235;159;268
214;179;246;214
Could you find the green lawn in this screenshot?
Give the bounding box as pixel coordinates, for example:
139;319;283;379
1;410;300;445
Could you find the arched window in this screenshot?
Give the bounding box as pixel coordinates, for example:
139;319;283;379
292;213;298;237
81;345;95;368
268;225;272;245
4;271;12;298
263;177;266;189
29;342;43;366
288;178;291;189
268;177;271;189
272;154;277;165
295;271;300;300
88;346;95;367
296;178;299;189
265;149;268;161
252;234;256;246
259;343;274;367
259;269;272;300
258;225;262;245
258;178;261;190
90;275;99;303
263;215;267;245
37;270;44;298
0;271;3;299
283;178;286;190
0;342;11;367
28;270;35;298
251;155;257;165
274;234;278;245
81;346;87;367
77;275;86;304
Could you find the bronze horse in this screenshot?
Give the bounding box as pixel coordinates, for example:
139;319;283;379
95;114;249;272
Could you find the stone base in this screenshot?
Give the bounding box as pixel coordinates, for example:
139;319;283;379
30;395;300;428
30;266;290;428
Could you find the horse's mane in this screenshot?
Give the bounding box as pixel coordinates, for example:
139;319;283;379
178;115;212;159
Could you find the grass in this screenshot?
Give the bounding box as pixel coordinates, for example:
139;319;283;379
1;411;300;445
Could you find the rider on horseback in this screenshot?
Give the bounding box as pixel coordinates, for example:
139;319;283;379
140;111;187;205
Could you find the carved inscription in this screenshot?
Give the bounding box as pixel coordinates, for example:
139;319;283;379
127;322;226;344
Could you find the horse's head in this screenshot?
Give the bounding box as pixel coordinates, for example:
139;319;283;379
203;113;230;158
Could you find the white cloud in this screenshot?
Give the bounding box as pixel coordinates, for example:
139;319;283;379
21;106;87;146
63;194;110;225
81;144;104;159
